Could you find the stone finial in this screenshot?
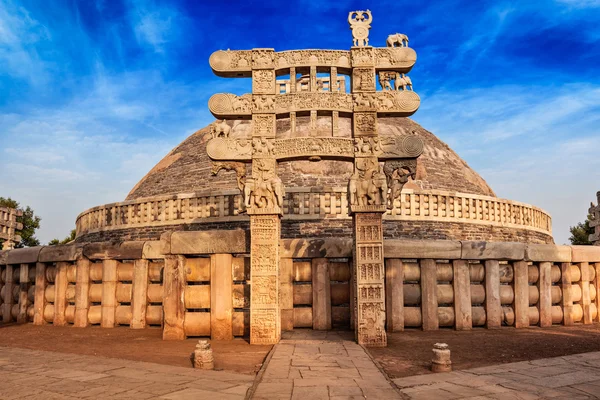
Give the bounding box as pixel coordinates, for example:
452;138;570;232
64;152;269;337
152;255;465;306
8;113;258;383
431;343;452;372
348;10;372;47
192;340;215;370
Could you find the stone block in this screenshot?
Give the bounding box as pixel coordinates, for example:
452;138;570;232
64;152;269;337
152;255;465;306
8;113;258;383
571;246;600;262
461;241;525;261
142;241;163;259
83;241;144;260
385;240;461;259
6;246;44;264
210;254;233;340
0;250;7;265
39;244;83;263
525;244;571;263
280;238;352;258
170;230;248;254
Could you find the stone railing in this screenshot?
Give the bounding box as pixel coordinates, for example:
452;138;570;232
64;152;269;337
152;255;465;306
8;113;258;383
2;235;599;339
75;188;552;237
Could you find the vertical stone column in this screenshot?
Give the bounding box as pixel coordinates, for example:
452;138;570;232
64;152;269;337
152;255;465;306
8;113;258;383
485;260;501;328
561;262;573;326
353;212;387;346
74;257;91;327
131;259;149;329
290;67;296;93
163;255;186;340
249;213;281;344
211;253;233;340
595;263;600;322
330;67;338;92
3;264;14;323
280;258;294;331
513;261;529;328
252;49;276;139
312;258;331;330
310;65;317;92
420;259;438;331
54;261;69;326
17;263;30;323
385;259;404;332
538;262;552;327
453;260;472;330
290;112;296;135
101;259;117;328
332;111;339;136
580;262;592;324
33;262;47;325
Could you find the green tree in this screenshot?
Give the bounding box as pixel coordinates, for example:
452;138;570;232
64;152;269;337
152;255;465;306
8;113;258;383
0;197;41;248
569;214;594;245
48;229;76;245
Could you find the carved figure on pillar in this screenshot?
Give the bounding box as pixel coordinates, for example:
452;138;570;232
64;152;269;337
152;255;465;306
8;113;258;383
384;159;417;209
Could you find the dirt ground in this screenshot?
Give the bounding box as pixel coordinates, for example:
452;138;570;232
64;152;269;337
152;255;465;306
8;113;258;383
0;324;271;375
369;325;600;378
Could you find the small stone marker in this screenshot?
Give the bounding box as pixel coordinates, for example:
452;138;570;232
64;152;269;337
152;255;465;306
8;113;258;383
193;340;215;370
431;343;452;372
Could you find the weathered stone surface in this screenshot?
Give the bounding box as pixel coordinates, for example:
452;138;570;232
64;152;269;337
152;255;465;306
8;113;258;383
0;250;7;265
83;241;144;260
452;260;471;330
461;241;525;260
420;259;438;331
6;246;44;264
141;240;163;259
513;261;529;328
571;246;600;262
526;244;571;262
210;254;233;340
170;230;248;254
281;238;352;258
385;240;461;259
385;259;404;332
38;244;83;262
163;255;186;340
485;260;501;328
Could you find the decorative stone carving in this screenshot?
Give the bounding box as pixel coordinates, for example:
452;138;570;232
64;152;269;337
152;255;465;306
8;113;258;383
245;159;284;211
379;72;413;91
349;159;388;207
353;68;375;92
209;50;252;73
252;49;274;69
252;138;275;157
386;33;409;48
192;340;214;370
383;159;417;208
351;47;374;67
211;162;247;192
253;114;276;137
208;93;252;116
375;48;417;68
206;137;252;161
354;112;377;136
253;95;275;112
379;134;424;158
210;120;231;138
348;10;372;47
253;70;275;94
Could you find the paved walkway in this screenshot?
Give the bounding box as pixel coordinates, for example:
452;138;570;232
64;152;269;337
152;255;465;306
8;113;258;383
251;330;401;399
0;346;253;399
393;351;600;399
3;333;600;399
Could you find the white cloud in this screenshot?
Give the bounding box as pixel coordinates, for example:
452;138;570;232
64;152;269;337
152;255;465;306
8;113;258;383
129;0;184;54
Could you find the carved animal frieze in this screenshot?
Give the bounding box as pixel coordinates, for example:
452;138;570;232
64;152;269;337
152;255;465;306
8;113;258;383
206;137;252;161
210;120;231;138
374;47;417;69
349;158;388;207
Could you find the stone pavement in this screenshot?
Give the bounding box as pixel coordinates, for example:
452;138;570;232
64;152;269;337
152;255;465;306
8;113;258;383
393;351;600;399
251;330;401;399
0;346;254;399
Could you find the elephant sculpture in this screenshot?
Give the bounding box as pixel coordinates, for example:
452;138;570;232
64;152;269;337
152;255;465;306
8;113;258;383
211;119;231;138
394;73;413;91
244;175;284;209
386;33;409;48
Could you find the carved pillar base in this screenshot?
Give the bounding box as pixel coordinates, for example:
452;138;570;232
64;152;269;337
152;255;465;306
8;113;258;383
249;211;281;344
353;211;387;347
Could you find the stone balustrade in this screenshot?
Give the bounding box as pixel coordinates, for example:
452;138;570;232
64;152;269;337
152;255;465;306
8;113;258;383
76;188;552;238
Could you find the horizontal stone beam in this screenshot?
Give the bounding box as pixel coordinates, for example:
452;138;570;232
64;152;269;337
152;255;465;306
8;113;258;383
384;240;461;259
82;241;145;260
280;238;353;258
169;230;249;255
38;244;84;262
6;246;44;264
461;241;526;261
525;244;572;262
571;246;600;262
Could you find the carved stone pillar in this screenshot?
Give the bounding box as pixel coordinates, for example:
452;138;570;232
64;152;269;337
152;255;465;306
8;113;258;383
249;212;281;344
352;210;387;346
290;112;296;135
252;49;276;138
310;66;317;92
332;111;339;136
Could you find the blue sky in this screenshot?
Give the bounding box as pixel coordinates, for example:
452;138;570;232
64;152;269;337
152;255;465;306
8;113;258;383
1;0;599;244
